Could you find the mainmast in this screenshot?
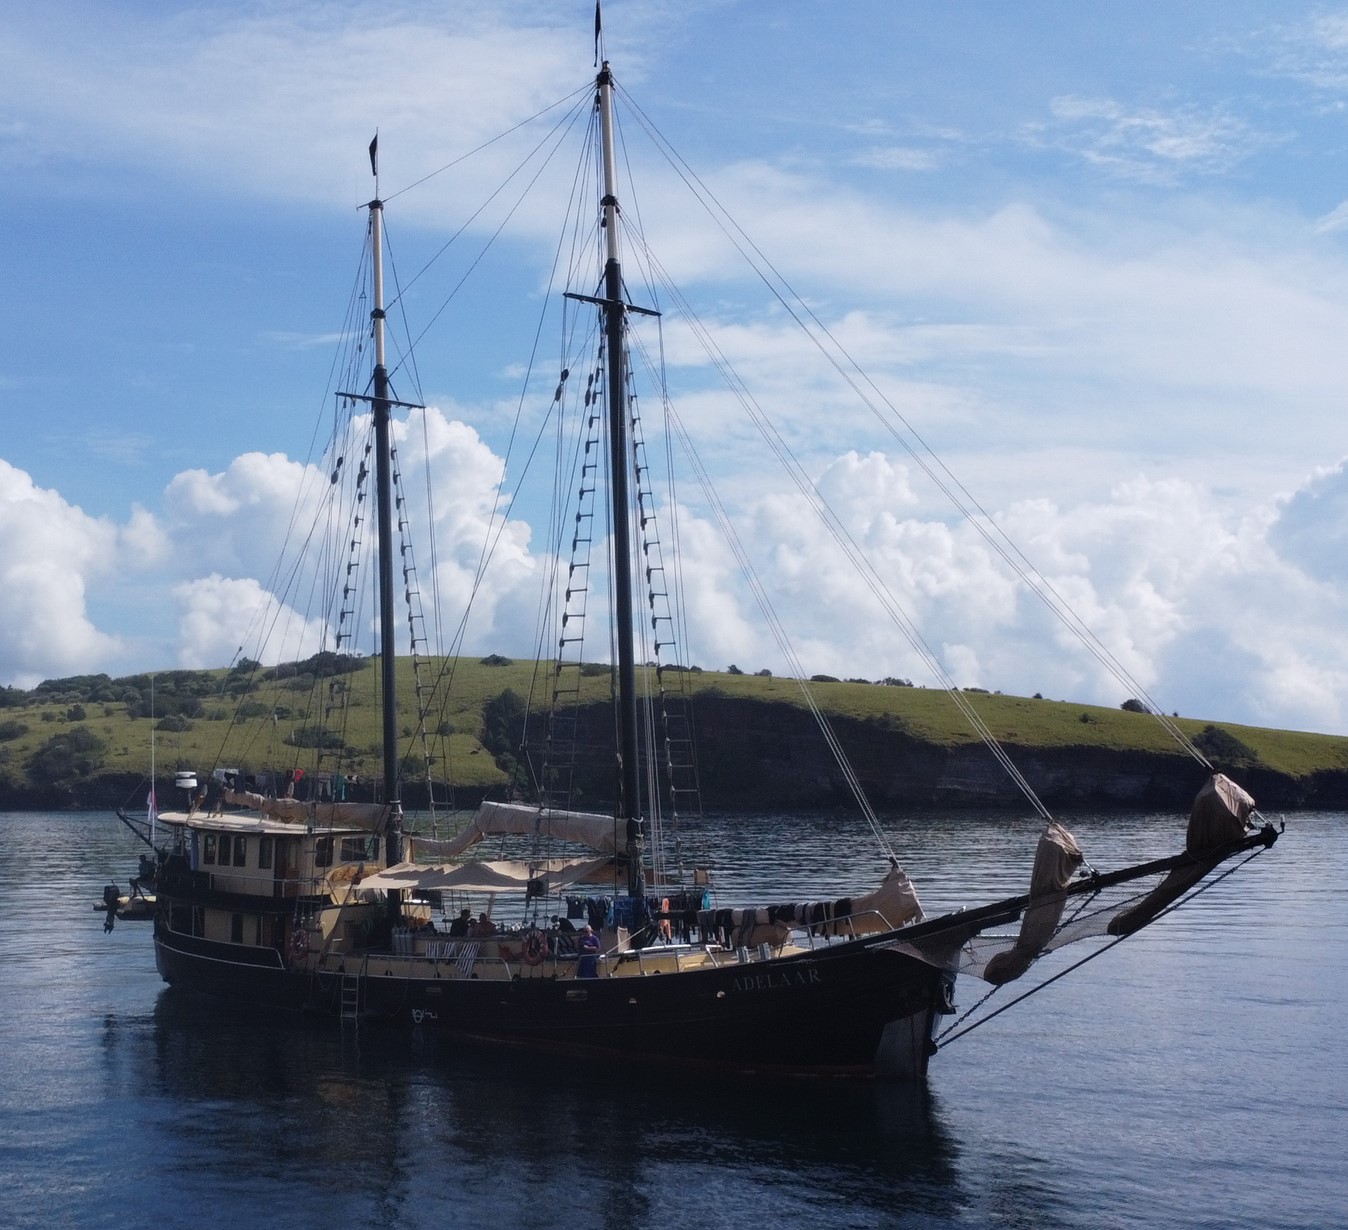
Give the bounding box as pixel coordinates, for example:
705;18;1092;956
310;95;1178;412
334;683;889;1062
596;62;645;903
367;144;404;913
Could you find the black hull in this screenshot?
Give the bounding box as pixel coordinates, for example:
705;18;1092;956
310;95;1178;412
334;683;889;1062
153;923;950;1078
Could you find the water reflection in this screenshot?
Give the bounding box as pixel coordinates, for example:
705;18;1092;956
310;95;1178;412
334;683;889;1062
128;990;985;1228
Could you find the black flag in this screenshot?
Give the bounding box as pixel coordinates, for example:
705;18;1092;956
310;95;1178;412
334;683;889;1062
368;134;378;178
594;1;602;66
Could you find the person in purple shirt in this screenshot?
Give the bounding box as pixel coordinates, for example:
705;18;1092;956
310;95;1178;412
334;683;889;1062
576;924;601;978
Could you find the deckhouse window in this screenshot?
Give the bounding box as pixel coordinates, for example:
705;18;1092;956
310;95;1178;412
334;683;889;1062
230;913;244;943
258;836;273;869
340;836;379;863
233;835;247;867
204;834;217;865
315;837;333;868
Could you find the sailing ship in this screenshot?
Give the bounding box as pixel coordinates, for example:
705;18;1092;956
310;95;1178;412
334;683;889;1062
99;40;1279;1079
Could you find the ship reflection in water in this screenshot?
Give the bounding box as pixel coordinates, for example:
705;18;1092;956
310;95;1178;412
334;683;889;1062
126;990;973;1228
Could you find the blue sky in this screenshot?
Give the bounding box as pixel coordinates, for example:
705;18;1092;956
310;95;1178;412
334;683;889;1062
6;1;1348;736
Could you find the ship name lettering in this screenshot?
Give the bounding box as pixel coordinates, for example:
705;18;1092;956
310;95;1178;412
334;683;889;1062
730;968;822;993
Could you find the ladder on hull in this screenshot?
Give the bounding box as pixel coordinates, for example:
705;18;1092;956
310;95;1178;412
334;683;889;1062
340;973;361;1022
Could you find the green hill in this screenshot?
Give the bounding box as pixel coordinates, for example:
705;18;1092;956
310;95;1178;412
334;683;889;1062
2;657;1345;810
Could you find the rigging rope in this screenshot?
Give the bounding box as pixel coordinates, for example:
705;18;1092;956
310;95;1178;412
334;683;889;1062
613;79;1212;775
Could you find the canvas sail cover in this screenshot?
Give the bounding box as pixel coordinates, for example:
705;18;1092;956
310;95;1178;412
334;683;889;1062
357;856;612;895
219;789;390;832
1107;772;1255;936
982;820;1084;985
1185;772;1256;854
425;801;622;858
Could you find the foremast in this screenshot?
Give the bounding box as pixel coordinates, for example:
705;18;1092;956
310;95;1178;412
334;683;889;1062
596;63;645;905
367;150;404;917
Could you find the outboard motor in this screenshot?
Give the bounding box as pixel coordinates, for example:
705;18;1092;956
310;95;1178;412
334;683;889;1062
102;883;121;932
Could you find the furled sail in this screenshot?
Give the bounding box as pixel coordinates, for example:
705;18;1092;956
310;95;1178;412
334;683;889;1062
358;856;612;895
217;789;391;832
418;801;622;858
1107;773;1255;936
982;820;1085;984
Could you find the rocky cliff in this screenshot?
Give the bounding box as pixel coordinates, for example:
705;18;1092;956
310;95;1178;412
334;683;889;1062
522;695;1347;813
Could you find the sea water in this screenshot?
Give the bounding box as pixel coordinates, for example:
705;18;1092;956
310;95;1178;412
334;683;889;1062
0;808;1342;1229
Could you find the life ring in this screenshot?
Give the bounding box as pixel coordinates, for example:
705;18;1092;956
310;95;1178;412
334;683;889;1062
522;929;547;966
290;926;310;962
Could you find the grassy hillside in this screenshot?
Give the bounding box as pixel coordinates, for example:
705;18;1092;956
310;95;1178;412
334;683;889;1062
2;656;1346;802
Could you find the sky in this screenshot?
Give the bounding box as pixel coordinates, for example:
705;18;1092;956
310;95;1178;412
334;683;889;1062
5;0;1348;735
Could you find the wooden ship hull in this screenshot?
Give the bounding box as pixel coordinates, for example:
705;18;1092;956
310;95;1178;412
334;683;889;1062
150;852;952;1078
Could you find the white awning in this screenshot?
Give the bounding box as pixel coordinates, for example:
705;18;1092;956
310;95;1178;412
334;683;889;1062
357;856;612;895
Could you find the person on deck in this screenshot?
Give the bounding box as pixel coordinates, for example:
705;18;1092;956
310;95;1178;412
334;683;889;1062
470;913;497;938
448;908;472;938
576;924;601;978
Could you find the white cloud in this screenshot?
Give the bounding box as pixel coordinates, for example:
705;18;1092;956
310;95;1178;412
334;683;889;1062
0;459;123;685
1266;11;1348;92
1267;457;1348;583
851;146;938;172
157;407;544;667
1313;200;1348;234
391;407;542;655
628;179;1348;517
0;3;603;225
165;450;321;576
173;573;328;670
120;504;172;570
1026;95;1265;183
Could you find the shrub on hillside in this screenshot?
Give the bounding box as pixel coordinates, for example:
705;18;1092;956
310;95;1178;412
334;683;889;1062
26;727;107;784
285;726;345;750
1193;724;1257;768
264;652;368;681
